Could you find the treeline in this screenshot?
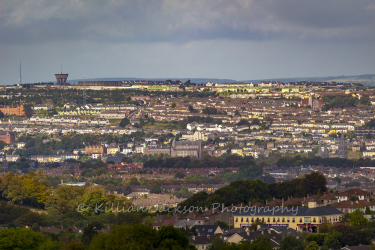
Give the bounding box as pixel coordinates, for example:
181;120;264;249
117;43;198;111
144;154;257;169
179;172;327;209
0;172;129;213
4;88;217;107
322;94;370;110
276;155;375;168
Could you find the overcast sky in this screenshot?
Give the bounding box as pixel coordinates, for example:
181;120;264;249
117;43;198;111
1;0;375;85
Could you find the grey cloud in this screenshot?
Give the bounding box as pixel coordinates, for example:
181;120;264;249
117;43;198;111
2;0;375;45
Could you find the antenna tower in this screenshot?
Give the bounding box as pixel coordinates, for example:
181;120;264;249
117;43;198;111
83;76;86;106
19;61;22;85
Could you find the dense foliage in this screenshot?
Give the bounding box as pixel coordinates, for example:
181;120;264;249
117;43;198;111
178;172;327;209
276;155;375;168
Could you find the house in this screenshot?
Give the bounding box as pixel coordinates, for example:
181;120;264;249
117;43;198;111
33;103;54;111
194;225;223;236
0;131;15;144
188;235;214;250
6;154;19;162
333;200;375;213
107;145;120;155
336;189;370;202
122;147;133;154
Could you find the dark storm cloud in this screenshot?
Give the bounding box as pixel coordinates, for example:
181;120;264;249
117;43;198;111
1;0;375;45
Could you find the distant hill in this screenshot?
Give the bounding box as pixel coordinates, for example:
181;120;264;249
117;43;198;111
65;74;375;85
66;77;236;85
242;74;375;85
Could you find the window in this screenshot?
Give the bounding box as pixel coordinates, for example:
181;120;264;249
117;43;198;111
287;218;290;222
251;218;254;223
313;218;316;223
246;218;249;222
282;218;285;222
300;218;302;223
273;218;275;222
267;218;270;222
241;218;243;222
277;218;280;222
236;218;238;222
292;218;295;223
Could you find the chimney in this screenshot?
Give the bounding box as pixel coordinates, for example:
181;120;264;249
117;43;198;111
268;229;271;234
282;198;284;208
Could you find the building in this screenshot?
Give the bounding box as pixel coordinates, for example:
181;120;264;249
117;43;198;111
171;140;202;159
234;200;343;232
84;145;106;155
0;105;25;116
33;103;54;111
301;97;324;110
317;142;329;158
356;127;375;137
337;133;348;159
335;188;370;202
0;131;15;144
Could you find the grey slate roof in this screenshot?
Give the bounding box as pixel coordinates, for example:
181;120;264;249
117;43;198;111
234;206;343;217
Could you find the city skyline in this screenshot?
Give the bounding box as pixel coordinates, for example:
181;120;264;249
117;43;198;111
1;0;375;85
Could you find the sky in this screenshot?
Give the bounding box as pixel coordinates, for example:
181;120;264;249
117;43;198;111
1;0;375;85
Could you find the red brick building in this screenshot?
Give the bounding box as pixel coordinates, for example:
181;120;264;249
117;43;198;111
84;145;106;155
0;105;25;116
0;132;15;144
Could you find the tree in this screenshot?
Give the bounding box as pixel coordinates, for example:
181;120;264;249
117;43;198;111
300;172;327;196
237;119;250;126
279;235;306;250
174;171;186;179
157;225;190;249
171;102;176;108
332;224;358;247
251;118;260;125
349;209;368;229
248;218;266;231
150;184;161;194
23;104;34;118
0;228;62;249
323;230;342;249
207;236;226;250
89;224;158;249
188;105;195;113
45;185;84;214
332;176;341;184
234;110;241;116
119;118;130;127
307;241;319;250
14;212;47;227
250;235;273;250
0;110;4;118
82;224;98;246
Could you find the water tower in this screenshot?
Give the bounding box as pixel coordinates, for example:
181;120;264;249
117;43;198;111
55;65;68;85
